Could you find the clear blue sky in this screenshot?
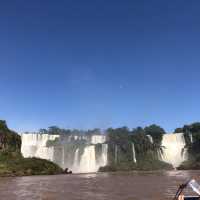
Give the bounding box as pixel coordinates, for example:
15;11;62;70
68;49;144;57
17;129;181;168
0;0;200;132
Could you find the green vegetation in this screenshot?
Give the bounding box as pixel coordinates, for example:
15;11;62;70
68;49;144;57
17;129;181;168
0;120;21;152
102;125;172;172
175;122;200;170
177;157;200;170
39;126;102;136
99;158;172;172
0;151;63;176
144;124;165;146
0;120;63;176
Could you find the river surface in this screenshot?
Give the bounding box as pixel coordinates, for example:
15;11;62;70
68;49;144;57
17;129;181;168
0;170;199;200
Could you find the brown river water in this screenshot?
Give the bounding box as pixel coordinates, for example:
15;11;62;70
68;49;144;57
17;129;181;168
0;170;199;200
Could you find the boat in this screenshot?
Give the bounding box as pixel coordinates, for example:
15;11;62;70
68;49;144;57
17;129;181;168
174;179;200;200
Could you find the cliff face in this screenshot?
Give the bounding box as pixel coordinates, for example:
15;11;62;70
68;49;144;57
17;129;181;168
0;120;21;152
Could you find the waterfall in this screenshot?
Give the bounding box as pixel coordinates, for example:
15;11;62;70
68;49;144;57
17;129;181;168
62;146;65;168
72;148;80;173
35;146;55;161
78;145;97;173
161;133;188;168
115;145;118;164
21;133;59;160
21;133;108;173
71;144;108;173
101;144;108;165
132;143;137;163
189;134;193;143
91;135;106;144
147;135;153;143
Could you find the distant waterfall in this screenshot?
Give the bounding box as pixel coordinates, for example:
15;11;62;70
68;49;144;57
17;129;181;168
189;134;193;143
21;133;59;160
21;133;108;173
147;135;153;143
101;144;108;165
115;145;118;164
91;135;106;144
62;146;65;167
35;146;55;161
78;145;97;173
132;143;137;163
73;148;79;167
161;133;188;168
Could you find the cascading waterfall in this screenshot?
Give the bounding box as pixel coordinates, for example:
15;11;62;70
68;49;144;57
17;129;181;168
21;133;108;173
71;144;108;173
132;143;137;163
62;146;65;167
35;146;55;161
189;134;193;143
78;145;97;173
21;133;59;160
147;135;153;143
101;144;108;165
115;145;118;164
91;135;106;144
72;148;80;172
161;133;188;168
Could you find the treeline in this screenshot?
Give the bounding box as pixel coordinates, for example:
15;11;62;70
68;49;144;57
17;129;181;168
36;124;165;140
36;124;166;161
37;126;102;136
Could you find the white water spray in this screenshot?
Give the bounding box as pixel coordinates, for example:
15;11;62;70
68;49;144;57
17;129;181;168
161;133;188;168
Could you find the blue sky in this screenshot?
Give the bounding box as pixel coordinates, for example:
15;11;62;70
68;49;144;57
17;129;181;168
0;0;200;132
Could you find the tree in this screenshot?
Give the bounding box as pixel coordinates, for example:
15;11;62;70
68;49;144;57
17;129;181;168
48;126;62;135
144;124;165;146
106;127;132;164
39;129;48;134
174;128;183;133
175;122;200;158
0;120;21;151
0;120;8;131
